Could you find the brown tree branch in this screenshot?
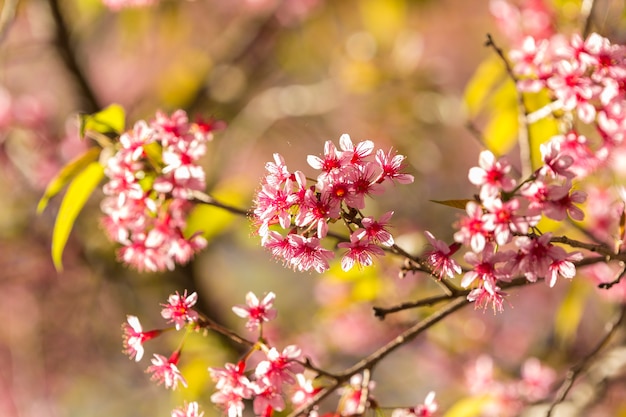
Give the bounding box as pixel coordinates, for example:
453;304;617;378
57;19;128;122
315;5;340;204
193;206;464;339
47;0;100;113
545;303;626;417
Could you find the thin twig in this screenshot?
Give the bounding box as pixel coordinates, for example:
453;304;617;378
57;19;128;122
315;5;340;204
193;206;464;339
288;297;470;417
550;235;615;257
545;303;626;417
197;315;254;348
484;33;532;178
373;293;462;319
190;189;251;217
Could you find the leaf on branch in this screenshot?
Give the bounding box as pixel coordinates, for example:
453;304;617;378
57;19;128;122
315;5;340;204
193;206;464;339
79;103;126;138
37;147;101;214
430;199;474;210
52;161;105;271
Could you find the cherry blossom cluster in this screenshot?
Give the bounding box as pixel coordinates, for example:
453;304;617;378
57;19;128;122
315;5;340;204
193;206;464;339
122;290;201;415
253;134;413;273
123;289;440;417
101;109;221;272
510;32;626;177
464;355;555;417
424;143;585;311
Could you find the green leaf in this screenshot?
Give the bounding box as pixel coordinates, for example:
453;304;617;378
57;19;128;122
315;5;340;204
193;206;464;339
52;161;105;271
79;104;126;138
37;147;101;214
430;199;474;210
443;395;492;417
463;55;505;117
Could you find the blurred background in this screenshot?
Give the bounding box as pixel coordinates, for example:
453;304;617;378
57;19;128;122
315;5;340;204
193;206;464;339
1;0;626;416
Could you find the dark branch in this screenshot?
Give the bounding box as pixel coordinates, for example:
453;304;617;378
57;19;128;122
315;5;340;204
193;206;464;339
545;303;626;417
47;0;101;113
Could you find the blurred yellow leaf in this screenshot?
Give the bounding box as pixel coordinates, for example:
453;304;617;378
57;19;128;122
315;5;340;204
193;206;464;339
463;55;505;117
52;162;105;271
360;0;406;45
554;278;589;345
37;147;101;214
430;199;474;210
443;395;492;417
79;103;125;138
483;80;519;155
184;180;247;242
158;51;211;108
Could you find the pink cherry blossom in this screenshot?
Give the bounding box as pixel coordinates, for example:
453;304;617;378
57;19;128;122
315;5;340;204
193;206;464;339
355;211;395;247
424;231;462;279
518;358;556;402
337;232;385;271
147;351;188;390
375;148;415;184
255;345;304;387
468;150;516;201
121;315;162;361
291;374;320;406
391;391;438;417
232;292;278;330
161;290;199;330
454;201;492;253
171;401;204;417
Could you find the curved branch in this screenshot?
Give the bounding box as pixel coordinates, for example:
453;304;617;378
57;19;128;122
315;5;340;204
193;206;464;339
47;0;100;113
288;297;470;417
546;303;626;417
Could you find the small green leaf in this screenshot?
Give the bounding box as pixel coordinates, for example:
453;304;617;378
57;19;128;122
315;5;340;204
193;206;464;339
430;199;474;210
79;104;126;138
52;161;105;271
37;147;101;214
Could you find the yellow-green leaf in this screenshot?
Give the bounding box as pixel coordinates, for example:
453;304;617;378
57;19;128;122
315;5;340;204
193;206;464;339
430;199;474;210
443;395;492;417
79;104;126;138
52;162;105;271
37;147;101;214
554;278;589;346
463;55;505;117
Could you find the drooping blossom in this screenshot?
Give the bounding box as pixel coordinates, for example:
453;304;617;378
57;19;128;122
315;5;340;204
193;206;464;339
337;232;385;272
232;292;278;331
423;231;462;279
171;401;204;417
121;315;162;361
391;391;438;417
161;290;199;330
147;351;188;390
